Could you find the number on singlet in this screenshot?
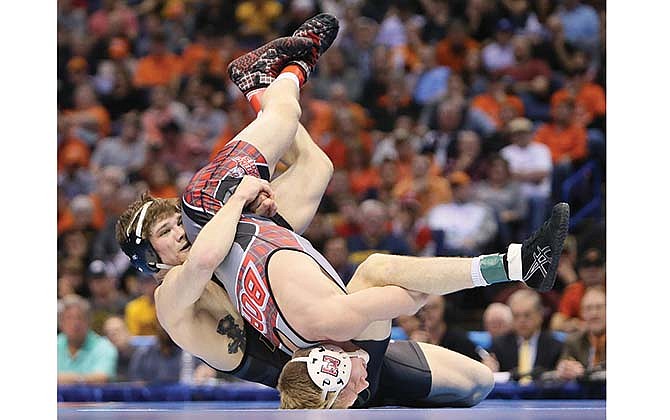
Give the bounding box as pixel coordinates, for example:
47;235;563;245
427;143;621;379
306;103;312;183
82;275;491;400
239;261;269;334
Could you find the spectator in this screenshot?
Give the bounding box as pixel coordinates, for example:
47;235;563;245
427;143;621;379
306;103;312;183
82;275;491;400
555;286;606;381
313;47;364;103
426;171;498;256
323;236;356;285
58;257;87;300
347;199;412;266
235;0;283;45
481;289;563;383
58;295;118;384
140;85;190;149
483;302;514;340
501;35;552;122
100;64;145;121
534;98;588;201
102;315;138;382
550;62;606;130
411;295;480;361
499;0;544;38
393;153;453;216
550;248;606;333
500;117;552;233
555;235;579;293
471;75;524;131
124;272;159;336
412;44;451;106
86;259;129;334
473;154;527;246
481;19;516;73
434;19;480;73
444;130;489;182
64;83;112;144
90;111;147;175
557;0;600;55
133;31;181;90
128;324;197;384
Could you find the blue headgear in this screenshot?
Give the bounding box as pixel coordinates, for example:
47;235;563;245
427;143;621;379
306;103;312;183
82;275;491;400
120;201;173;274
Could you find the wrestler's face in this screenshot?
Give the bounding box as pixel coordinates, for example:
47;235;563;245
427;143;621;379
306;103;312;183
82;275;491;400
334;357;368;408
150;212;190;266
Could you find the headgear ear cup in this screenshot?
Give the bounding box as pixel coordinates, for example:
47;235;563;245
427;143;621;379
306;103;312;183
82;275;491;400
288;344;369;408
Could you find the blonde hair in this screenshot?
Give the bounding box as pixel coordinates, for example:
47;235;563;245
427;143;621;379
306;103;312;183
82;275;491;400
277;348;348;409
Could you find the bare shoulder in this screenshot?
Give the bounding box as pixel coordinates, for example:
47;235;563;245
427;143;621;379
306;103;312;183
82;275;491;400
155;266;192;326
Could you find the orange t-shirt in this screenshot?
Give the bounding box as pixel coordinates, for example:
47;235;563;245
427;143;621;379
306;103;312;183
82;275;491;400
392;175;453;216
180;43;226;76
134;53;182;88
64;105;112;138
558;281;586;318
534;122;588;163
551;83;606;126
471;94;525;129
435;38;480;73
349;167;380;198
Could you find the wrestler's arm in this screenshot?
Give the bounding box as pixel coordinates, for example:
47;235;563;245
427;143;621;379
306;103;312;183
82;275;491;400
156;176;274;319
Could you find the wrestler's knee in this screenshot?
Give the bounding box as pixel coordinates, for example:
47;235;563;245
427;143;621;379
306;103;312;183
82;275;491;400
460;361;494;407
261;95;301;120
350;253;392;291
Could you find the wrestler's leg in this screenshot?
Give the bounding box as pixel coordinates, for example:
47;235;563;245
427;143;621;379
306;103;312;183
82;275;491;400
416;342;493;407
270;123;333;234
347;253;475;295
231;78;302;175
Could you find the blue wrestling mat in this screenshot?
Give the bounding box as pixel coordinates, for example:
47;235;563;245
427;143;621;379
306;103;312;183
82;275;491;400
58;400;606;419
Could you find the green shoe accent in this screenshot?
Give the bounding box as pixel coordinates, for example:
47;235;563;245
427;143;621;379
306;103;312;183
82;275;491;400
480;254;509;284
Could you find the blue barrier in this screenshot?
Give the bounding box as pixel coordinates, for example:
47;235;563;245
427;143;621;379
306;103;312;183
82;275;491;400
58;381;604;402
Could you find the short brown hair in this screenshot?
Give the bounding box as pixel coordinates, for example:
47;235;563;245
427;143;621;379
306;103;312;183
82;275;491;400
277;348;349;409
115;192;180;246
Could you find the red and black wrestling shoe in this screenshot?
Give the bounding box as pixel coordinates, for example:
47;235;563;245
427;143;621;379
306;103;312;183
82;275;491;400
227;36;315;96
291;13;340;79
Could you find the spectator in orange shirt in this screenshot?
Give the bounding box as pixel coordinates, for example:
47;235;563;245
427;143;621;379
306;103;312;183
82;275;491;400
534;98;588;200
471;75;525;130
321;108;374;170
550;248;605;333
65;83;112;144
393;153;452;217
435;20;480;73
346;144;380;200
180;27;226;77
551;63;606;130
133;31;182;90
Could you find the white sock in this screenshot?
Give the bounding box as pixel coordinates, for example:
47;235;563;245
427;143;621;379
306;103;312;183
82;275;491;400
470;257;488;287
507;243;523;281
276;72;301;89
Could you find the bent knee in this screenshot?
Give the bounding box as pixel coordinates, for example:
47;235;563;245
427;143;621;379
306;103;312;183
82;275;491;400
350;253;393;291
461;362;494;406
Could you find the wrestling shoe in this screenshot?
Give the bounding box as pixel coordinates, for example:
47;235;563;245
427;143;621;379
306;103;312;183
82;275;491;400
227;36;315;96
290;13;340;78
521;202;570;291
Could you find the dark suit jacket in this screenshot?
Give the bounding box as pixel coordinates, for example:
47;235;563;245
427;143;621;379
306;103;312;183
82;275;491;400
490;331;563;375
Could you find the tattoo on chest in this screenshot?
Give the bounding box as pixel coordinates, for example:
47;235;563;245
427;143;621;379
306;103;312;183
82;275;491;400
216;315;245;354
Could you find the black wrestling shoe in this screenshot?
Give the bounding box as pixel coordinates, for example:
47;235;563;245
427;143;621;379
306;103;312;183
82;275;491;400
290;13;340;78
521;202;570;291
227;36;315;96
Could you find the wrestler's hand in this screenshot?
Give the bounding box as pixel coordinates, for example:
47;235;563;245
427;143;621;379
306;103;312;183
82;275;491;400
233;176;275;207
249;191;278;217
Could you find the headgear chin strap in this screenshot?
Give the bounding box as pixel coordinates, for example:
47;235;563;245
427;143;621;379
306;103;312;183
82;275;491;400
288;344;369;408
121;201;174;273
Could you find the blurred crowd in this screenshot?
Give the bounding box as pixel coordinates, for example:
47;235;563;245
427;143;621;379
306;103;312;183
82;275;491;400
57;0;606;387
